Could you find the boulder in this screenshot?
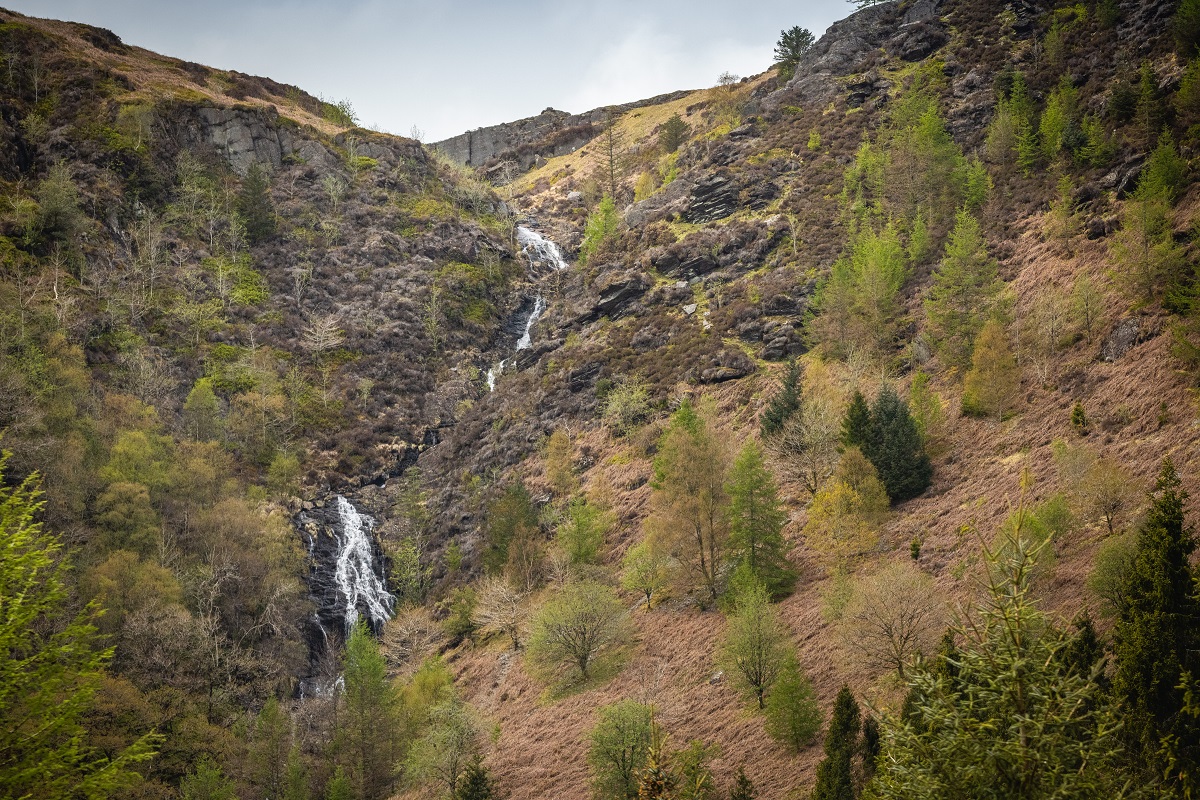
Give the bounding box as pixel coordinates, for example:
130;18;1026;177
1101;318;1143;361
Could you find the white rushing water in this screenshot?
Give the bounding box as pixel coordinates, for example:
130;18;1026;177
486;227;567;392
517;225;568;271
333;495;396;634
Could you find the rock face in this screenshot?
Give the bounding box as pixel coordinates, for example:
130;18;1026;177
684;173;740;224
167;105;427;177
432;91;691;177
764;0;945;111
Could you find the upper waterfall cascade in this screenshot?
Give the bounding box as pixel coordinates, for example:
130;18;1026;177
487;226;568;390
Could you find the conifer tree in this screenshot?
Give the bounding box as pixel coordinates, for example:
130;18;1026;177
761;361;802;438
236;163;276;244
924;210;1001;369
1112;460;1200;793
455;756;497;800
647;400;730;603
865;500;1144;799
729;767;756;800
0;456;159;799
333;621;404;800
863;386;932;503
660;114;690;154
727;442;795;598
842;390;871;450
812;686;861;800
764;655;823;752
773;26;815;80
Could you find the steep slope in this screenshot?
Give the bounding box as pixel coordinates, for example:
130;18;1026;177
2;0;1198;799
417;0;1200;797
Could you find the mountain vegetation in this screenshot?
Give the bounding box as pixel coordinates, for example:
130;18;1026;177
2;0;1200;798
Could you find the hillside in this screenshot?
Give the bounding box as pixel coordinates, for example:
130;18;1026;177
2;1;1200;799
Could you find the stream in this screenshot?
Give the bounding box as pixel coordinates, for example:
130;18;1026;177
486;225;568;390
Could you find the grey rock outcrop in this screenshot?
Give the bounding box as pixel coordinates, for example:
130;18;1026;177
168;104;340;175
432;91;692;178
764;0;944;112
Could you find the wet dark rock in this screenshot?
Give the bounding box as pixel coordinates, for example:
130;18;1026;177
568;362;603;392
684;173;739;224
588;269;650;320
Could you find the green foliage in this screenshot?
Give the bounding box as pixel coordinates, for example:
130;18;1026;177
557;496;614;566
727;441;795;598
1177;0;1200;56
588;699;654;800
813;686;861;800
181;757;237;800
1111;184;1182;305
659;114;690;154
0;456;159;799
719;581;790;709
580;196;620;266
333;621;404;800
1139;132;1187;204
1111;461;1200;792
647;400;731;603
454;756;497;800
405;697;485;798
236;163;276;244
527;580;631;685
601;378;653;435
442;586;478;642
773;26;815;80
811;224;909;361
908;371;945;449
763;655;822;752
924;209;1002;369
1038;76;1081;163
729;767;756;800
621;538;673;611
483;482;538;574
760;360;801;438
841;390;872;450
962;318;1020;421
320;98;358;127
32;162;86;251
673;739;719;800
183;378;223;441
864;511;1145;800
842;81;980;230
862;386;932;503
1071;401;1088;434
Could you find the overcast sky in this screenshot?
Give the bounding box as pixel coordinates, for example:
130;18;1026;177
9;0;853;141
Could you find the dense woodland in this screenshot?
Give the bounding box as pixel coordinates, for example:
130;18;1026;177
4;0;1200;799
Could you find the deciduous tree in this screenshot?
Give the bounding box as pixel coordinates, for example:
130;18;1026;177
527;580;631;683
588;700;654;800
719;582;790;709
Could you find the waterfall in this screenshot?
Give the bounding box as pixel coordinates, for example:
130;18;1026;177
487;226;567;392
516;295;547;350
332;495;395;634
517;225;568;271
